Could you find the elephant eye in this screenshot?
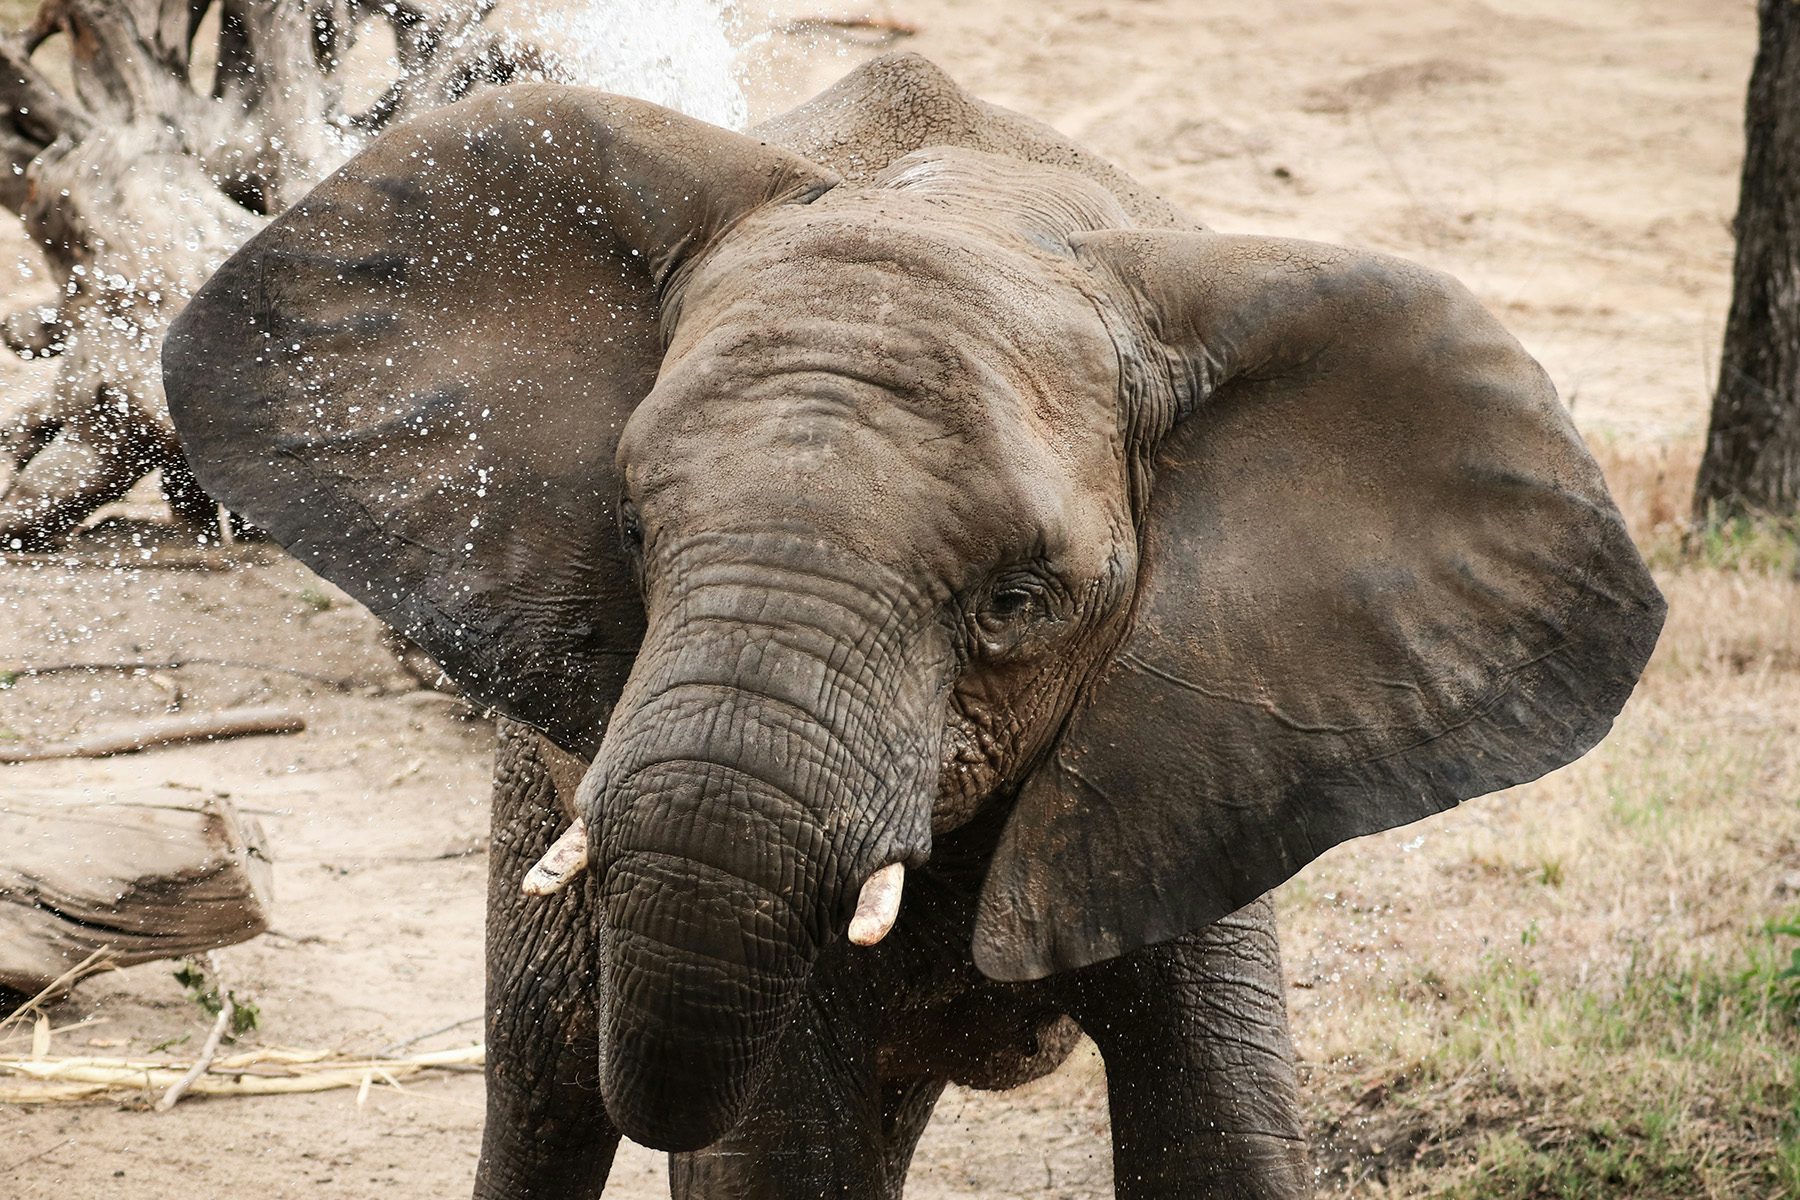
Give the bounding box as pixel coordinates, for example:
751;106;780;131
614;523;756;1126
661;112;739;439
619;499;644;550
988;587;1036;621
972;577;1050;651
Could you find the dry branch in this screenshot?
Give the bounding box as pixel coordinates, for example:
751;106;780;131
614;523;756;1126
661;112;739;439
783;14;918;43
0;1042;484;1103
155;951;231;1110
0;792;272;997
0;949;115;1035
377;1012;482;1056
2;1137;70;1171
8;658;364;689
0;704;305;761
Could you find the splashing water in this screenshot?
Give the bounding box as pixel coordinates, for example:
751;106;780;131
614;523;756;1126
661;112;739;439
517;0;749;130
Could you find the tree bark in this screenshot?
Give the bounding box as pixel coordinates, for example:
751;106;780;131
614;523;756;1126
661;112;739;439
0;791;272;1004
0;0;552;549
1693;0;1800;522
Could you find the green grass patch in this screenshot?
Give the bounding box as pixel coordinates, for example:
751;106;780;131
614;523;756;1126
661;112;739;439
1431;1121;1713;1200
1597;730;1764;836
1357;921;1800;1197
1647;510;1800;575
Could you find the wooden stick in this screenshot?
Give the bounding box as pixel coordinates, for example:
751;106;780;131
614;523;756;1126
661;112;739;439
782;14;918;41
0;1043;485;1104
3;1138;69;1172
0;950;113;1036
0;706;305;762
155;954;231;1111
377;1014;483;1057
0;1015;108;1051
7;658;362;689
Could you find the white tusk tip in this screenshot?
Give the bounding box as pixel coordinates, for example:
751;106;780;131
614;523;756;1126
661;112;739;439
521;819;590;897
848;861;906;947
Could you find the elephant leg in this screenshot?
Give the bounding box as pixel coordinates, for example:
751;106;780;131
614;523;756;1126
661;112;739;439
476;721;619;1200
668;991;944;1200
878;1078;947;1187
1056;896;1311;1200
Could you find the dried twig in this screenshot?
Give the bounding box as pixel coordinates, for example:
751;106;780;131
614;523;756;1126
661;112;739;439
783;14;918;43
0;706;306;762
3;1137;69;1172
377;1014;483;1057
0;1015;108;1050
146;672;183;711
5;659;364;690
155;953;231;1111
0;1043;485;1104
0;949;114;1035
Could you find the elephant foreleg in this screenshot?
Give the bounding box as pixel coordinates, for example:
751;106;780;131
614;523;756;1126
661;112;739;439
476;721;619;1200
1057;895;1312;1200
877;1078;946;1188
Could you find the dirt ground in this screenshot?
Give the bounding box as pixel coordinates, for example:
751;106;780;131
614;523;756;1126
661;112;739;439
0;0;1768;1196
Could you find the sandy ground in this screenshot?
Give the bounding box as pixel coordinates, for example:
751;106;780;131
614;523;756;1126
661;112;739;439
0;0;1762;1196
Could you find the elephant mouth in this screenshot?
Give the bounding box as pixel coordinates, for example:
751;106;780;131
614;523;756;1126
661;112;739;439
522;819;910;948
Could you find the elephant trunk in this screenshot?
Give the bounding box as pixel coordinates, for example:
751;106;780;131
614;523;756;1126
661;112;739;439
580;542;946;1150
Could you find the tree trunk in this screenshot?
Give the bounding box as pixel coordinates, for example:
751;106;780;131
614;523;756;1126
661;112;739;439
0;791;272;1006
0;0;553;550
1693;0;1800;522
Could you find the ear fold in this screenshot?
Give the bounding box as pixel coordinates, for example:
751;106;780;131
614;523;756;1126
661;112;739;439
163;85;836;756
973;232;1664;982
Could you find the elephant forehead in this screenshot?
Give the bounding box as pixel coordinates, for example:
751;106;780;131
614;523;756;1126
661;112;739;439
621;351;1121;574
868;145;1136;251
618;360;1121;590
622;198;1132;571
663;207;1123;445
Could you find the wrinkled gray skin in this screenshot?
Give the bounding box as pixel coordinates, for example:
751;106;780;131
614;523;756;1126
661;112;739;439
163;53;1665;1199
483;724;1302;1198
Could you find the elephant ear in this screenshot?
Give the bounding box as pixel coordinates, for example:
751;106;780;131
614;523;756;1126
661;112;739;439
163;85;837;756
973;232;1664;982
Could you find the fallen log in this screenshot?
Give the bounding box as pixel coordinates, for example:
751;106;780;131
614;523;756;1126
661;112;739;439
0;792;272;1001
0;705;305;762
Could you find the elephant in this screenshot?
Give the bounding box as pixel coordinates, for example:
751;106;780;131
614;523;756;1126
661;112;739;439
161;52;1664;1199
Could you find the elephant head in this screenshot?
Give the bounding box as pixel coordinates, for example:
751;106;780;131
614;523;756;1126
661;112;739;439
163;60;1663;1151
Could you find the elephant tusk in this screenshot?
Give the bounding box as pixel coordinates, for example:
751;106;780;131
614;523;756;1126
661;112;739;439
522;819;590;896
847;862;905;947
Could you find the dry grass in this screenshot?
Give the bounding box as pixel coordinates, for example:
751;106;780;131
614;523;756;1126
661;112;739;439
1282;439;1800;1196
